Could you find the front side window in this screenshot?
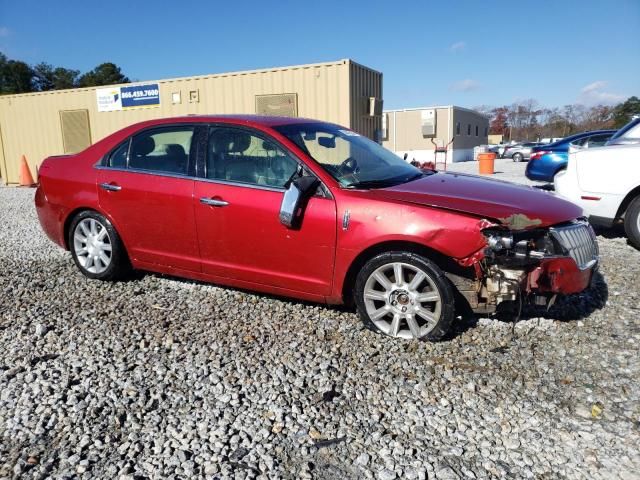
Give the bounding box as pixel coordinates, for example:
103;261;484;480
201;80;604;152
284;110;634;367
128;126;194;175
275;122;424;189
206;127;298;188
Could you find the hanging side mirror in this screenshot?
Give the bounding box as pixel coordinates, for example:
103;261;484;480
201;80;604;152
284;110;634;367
279;176;319;228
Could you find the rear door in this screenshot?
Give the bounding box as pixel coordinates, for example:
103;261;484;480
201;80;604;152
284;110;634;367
97;125;202;272
193;125;337;295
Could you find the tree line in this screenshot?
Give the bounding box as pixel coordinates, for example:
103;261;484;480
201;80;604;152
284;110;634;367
476;97;640;142
0;51;130;94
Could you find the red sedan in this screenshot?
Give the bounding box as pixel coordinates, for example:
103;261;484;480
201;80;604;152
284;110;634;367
36;115;599;341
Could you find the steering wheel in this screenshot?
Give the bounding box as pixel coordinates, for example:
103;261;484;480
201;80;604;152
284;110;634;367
338;157;359;175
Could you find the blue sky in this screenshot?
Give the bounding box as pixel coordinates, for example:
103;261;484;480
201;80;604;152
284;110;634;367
1;0;638;110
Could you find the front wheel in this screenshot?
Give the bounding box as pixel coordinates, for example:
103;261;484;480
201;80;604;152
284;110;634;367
354;252;455;341
68;211;130;280
624;196;640;249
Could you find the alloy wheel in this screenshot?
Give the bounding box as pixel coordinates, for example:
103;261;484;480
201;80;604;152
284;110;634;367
73;218;113;274
363;262;442;339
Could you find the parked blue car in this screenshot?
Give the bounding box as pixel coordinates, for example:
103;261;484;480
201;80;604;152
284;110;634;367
525;129;616;182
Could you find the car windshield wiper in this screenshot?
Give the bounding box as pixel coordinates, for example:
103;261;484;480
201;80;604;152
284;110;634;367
346;172;425;189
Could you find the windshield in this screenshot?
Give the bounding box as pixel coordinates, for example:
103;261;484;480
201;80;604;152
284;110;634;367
274;122;424;188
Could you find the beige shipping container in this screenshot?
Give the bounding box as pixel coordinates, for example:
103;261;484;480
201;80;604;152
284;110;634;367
0;59;382;184
382;106;489;164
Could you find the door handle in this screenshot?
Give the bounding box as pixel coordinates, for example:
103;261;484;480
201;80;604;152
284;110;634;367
200;197;229;207
99;182;122;192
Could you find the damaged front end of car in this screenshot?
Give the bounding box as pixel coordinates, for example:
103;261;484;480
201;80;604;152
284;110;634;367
462;218;599;314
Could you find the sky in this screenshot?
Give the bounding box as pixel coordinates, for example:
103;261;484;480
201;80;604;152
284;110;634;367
1;0;638;110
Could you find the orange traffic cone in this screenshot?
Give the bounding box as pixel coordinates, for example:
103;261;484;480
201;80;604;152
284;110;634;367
19;155;36;187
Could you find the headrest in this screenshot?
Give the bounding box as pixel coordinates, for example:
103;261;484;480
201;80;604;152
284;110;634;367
262;141;277;152
165;144;186;156
132;136;155;157
210;130;251;154
227;131;251;153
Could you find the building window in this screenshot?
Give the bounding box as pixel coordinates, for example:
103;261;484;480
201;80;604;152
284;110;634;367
456;122;461;135
467;124;471;136
484;127;488;136
475;125;479;136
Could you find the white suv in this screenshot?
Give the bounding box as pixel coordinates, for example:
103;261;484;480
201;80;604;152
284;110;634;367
555;140;640;248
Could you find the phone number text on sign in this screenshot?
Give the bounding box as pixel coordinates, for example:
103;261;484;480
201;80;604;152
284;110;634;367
121;83;160;108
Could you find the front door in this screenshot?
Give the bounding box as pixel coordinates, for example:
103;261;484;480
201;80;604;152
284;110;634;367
97;125;200;272
194;126;337;296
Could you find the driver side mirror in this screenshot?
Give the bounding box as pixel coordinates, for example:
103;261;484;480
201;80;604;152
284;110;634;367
279;175;320;228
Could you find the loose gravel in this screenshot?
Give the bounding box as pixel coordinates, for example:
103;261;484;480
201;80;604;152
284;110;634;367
1;185;639;480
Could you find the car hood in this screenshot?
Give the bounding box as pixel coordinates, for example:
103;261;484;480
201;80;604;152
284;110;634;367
369;172;582;229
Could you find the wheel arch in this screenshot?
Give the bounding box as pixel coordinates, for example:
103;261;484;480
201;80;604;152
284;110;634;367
615;185;640;220
340;240;472;306
62;206;124;250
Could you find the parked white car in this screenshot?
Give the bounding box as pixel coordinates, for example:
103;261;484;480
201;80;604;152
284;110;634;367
555;143;640;248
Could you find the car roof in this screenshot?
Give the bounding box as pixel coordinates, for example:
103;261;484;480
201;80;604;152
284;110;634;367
128;114;323;129
551;129;616;145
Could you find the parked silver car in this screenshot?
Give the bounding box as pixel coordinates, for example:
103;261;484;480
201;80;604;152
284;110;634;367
503;142;544;162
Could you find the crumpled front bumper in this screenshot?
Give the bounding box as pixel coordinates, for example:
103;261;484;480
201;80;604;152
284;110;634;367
526;256;597;295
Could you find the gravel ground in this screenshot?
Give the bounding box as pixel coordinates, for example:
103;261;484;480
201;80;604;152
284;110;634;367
1;185;639;480
446;158;545;187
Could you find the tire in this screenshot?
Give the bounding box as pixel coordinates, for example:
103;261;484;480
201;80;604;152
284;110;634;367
624;196;640;249
68;210;130;280
513;153;523;162
354;252;455;341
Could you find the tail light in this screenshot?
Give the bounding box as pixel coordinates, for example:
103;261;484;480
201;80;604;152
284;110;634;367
530;150;551;161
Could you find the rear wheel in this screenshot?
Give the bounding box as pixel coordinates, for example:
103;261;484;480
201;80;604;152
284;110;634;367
354;252;455;341
513;153;524;162
68;211;130;280
624;196;640;249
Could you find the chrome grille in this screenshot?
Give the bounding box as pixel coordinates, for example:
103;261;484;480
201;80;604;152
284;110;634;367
550;222;599;270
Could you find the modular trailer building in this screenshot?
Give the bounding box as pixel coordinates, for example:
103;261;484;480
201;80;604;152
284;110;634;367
382;106;489;163
0;59;382;184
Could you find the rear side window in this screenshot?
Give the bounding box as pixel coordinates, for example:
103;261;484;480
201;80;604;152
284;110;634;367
108;140;129;168
586;134;611;148
129;126;194;175
570;137;589;147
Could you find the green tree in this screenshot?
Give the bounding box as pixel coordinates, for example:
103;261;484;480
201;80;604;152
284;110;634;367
77;62;130;87
33;62;79;91
612;96;640;128
0;52;35;94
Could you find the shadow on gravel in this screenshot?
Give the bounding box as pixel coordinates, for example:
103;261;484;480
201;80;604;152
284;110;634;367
132;269;608;341
532;183;554;191
449;272;609;340
593;223;627;240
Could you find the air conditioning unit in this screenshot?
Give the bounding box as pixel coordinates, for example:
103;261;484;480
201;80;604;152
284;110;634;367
255;93;298;117
381;112;388;140
368;97;383;116
421;109;436;137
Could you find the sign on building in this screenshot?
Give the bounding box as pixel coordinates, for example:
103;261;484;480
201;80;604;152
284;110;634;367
96;83;160;112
